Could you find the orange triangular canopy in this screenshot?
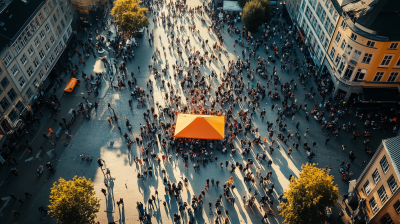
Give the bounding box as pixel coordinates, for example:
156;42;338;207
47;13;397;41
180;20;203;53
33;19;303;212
174;114;225;140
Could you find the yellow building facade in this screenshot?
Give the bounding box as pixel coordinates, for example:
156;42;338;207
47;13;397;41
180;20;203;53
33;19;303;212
349;136;400;224
321;0;400;104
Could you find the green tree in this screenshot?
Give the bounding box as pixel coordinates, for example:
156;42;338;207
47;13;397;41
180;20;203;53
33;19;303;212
257;0;272;24
111;0;149;34
242;0;266;33
48;176;101;224
238;0;249;8
279;163;340;224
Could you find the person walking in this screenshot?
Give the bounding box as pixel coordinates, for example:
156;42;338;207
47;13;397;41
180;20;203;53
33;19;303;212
24;191;32;199
106;168;111;178
325;135;330;145
12;210;21;217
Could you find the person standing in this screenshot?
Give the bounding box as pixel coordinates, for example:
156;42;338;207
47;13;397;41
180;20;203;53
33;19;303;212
24;191;32;198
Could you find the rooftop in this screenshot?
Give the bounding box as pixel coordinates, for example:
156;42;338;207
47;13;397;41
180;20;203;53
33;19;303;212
0;0;45;53
342;0;400;41
382;136;400;178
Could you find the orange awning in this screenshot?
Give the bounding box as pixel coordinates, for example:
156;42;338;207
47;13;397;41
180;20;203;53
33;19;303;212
64;78;78;92
174;114;225;140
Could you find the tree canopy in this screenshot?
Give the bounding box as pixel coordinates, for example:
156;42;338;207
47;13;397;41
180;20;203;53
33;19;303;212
111;0;149;34
279;163;340;224
48;176;101;224
242;0;266;33
238;0;250;8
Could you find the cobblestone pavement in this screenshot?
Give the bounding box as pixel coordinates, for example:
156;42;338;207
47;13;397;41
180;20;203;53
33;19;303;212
0;0;397;223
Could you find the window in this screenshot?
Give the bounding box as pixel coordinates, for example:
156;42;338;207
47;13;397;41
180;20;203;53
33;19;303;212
309;0;316;8
387;72;399;82
0;97;10;110
334;32;341;44
44;61;51;71
328;23;334;35
330;47;336;59
320;10;326;24
38;69;45;79
52;0;57;6
338;59;346;75
341;39;347;50
26;87;34;99
0;68;2;75
372;169;381;184
396;58;400;67
49;54;55;63
16;101;24;112
8;109;18;122
352;50;362;61
38;12;44;22
377;186;388;204
44;6;49;16
362;53;373;64
54;47;59;56
53;14;57;23
380;156;390;173
350;33;358;41
39;30;46;40
33;57;40;68
27;45;34;55
60;19;65;28
324;20;331;35
18;76;26;87
11;64;19;76
316;4;323;16
20;54;28;65
50;35;55;44
57;25;62;35
7;88;17;102
34;37;40;46
369;197;379;214
39;50;45;59
45;23;50;32
13;43;22;53
355;69;366;80
335;55;341;65
323;36;329;49
2;53;13;66
300;0;305;11
45;42;51;51
394;200;400;214
387;175;398;193
26;66;34;77
380;213;394;224
363;180;371;195
373;72;384;82
366;40;375;48
380;55;393;67
340;20;347;30
1;77;9;88
345;44;353;55
343;65;354;79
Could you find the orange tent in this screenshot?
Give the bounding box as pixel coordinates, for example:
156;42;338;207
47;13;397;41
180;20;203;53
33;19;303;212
174;114;225;140
64;78;78;92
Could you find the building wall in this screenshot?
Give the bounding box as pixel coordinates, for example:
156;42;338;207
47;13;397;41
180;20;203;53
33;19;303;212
355;148;400;222
370;190;400;224
296;0;340;66
0;0;74;131
326;16;400;91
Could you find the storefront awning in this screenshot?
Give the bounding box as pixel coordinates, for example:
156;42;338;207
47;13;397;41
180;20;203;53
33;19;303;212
362;88;400;103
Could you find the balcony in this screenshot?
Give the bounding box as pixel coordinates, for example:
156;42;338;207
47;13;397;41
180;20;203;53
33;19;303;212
331;67;363;87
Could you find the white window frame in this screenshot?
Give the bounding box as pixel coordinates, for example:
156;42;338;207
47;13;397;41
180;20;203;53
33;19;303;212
45;23;51;32
39;50;45;60
27;45;35;55
340;20;347;30
377;185;388;204
380;156;390;173
38;69;45;79
20;54;28;65
329;47;336;59
387;72;399;82
373;72;385;82
387;175;398;193
334;32;341;45
34;37;40;47
366;40;376;48
369;197;379;214
352;49;362;61
355;69;367;80
33;57;40;68
45;42;51;51
50;35;55;44
362;53;373;64
11;64;19;76
44;61;51;71
389;42;398;50
350;33;358;41
2;53;13;66
363;180;371;195
39;30;46;40
49;54;55;63
372;169;381;184
340;39;347;50
26;66;34;77
380;54;394;67
18;76;27;88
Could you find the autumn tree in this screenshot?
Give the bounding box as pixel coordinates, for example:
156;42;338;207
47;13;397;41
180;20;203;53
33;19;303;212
48;176;101;224
279;163;340;224
111;0;149;34
238;0;249;8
